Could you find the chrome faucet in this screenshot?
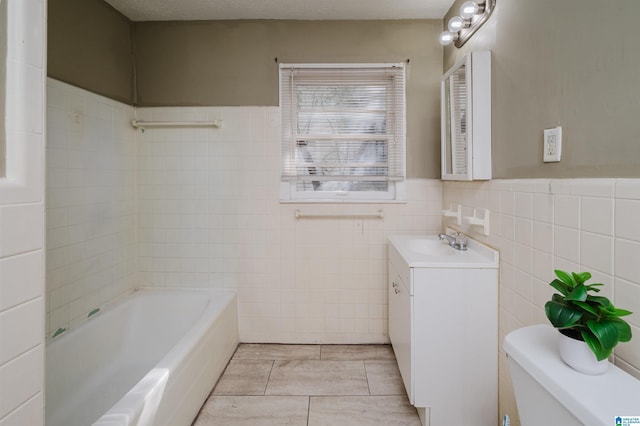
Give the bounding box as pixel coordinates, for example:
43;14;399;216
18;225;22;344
438;232;468;251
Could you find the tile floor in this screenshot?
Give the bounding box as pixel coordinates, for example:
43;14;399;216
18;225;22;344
193;344;422;426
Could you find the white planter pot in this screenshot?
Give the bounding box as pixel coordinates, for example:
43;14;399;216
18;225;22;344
558;331;608;375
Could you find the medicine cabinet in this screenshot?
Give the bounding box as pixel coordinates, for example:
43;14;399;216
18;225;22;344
441;51;491;181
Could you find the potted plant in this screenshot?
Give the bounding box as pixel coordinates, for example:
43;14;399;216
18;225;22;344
544;269;633;375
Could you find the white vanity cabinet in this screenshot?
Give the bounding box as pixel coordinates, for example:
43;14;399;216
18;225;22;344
388;234;499;426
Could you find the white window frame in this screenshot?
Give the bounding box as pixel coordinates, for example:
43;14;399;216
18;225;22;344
279;63;406;203
0;0;44;204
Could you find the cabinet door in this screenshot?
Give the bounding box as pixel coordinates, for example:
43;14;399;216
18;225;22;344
388;263;413;402
412;267;498;425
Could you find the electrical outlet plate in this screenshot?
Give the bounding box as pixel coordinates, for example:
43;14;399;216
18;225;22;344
543;127;562;162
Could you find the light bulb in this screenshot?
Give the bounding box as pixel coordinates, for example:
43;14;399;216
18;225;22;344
460;1;479;19
439;31;458;46
448;16;465;32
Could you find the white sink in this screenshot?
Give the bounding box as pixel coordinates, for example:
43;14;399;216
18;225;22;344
388;233;499;268
404;239;456;257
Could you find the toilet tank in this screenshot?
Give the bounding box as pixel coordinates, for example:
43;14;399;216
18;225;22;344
504;325;640;426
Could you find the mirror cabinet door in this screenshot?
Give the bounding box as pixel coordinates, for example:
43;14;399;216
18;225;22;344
443;63;468;177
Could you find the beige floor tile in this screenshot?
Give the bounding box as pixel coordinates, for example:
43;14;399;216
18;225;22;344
212;360;273;395
193;396;309;426
194;344;414;425
320;344;396;361
265;360;369;395
308;395;421;426
365;360;406;395
233;343;321;360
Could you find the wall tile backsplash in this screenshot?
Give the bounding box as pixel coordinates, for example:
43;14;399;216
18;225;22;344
442;179;640;423
136;106;443;343
46;79;136;337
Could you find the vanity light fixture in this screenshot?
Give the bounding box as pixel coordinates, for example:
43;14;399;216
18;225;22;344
439;0;496;48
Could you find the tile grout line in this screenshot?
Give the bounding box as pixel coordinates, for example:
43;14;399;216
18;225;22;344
363;360;372;396
262;359;275;395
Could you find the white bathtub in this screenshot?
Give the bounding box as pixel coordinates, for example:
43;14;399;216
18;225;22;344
45;288;239;426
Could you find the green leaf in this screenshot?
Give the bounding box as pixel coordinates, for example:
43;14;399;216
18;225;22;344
549;279;572;296
587;295;613;308
581;330;612;361
572;300;598;315
545;300;583;328
566;283;588;302
611;319;633;343
555;270;576;287
611;308;633;317
573;271;591;284
586;320;619;351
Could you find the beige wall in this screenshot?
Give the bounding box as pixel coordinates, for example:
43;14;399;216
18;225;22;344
444;0;640;179
134;20;443;178
48;0;134;104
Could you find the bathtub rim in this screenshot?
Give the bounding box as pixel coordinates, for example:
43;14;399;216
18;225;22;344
46;286;235;346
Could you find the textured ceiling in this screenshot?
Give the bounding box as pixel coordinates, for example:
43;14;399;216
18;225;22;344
104;0;455;21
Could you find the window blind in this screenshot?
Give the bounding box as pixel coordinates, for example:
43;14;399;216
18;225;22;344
280;64;406;190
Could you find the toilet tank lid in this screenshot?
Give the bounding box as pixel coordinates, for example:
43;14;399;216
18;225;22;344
504;325;640;426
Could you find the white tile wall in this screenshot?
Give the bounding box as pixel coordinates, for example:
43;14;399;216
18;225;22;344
136;106;443;343
443;179;640;424
45;79;137;337
0;346;43;422
0;0;46;424
0;394;43;426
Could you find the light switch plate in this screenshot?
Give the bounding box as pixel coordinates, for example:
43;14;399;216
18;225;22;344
543;126;562;162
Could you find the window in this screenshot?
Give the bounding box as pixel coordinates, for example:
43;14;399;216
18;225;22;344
279;63;406;202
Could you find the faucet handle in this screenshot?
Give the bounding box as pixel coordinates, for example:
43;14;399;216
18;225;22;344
454;232;468;248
